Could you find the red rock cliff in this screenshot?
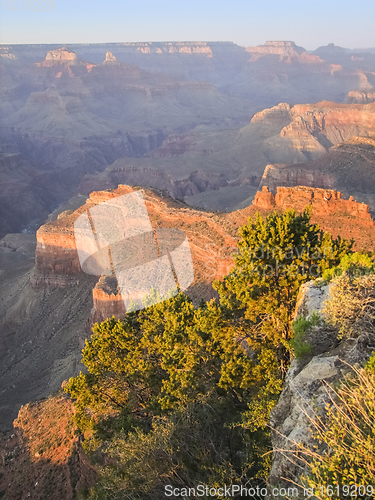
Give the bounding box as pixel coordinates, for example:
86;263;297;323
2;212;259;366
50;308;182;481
253;186;373;225
34;184;375;325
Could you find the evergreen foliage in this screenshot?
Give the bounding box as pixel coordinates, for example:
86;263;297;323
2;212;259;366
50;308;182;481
322;252;375;282
65;208;353;499
290;312;320;359
213;208;352;375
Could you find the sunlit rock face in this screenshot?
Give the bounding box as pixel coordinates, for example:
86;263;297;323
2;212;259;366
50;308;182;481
253;185;374;225
36;47;80;66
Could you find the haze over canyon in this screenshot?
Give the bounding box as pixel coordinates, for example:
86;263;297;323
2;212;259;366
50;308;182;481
1;37;375;498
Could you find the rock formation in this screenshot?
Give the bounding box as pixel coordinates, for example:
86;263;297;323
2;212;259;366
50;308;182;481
345;89;375;104
253;186;374;224
32;185;241;322
91;276;126;324
246;41;306;57
103;51;118;64
268;280;374;490
280;101;375;144
260;163;336;192
33;184;375;328
0;394;96;500
258;137;375;212
252;100;375;151
245;40;324;64
36;47;79;66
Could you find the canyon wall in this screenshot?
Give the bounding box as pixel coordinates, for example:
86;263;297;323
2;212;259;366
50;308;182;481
253;186;373;224
34;184;375;328
32;185;240;323
259;163;336;192
80;163;228;199
251;101;375;161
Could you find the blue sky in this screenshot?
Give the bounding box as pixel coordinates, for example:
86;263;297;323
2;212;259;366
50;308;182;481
0;0;374;49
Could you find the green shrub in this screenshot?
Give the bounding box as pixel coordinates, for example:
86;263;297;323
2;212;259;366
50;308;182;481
322;252;374;282
290;312;320;359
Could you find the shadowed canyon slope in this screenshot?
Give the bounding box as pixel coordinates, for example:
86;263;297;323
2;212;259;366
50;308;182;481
2;41;375;234
260;137;375;210
80;100;375;212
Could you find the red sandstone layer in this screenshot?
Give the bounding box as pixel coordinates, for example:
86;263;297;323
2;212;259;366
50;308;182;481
253;186;373;225
34;184;375;324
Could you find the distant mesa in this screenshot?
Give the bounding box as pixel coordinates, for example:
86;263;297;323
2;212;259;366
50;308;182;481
103;51;119;64
313;43;348;56
131;41;214;57
36;47;79;67
246;40;323;63
247;41;306;56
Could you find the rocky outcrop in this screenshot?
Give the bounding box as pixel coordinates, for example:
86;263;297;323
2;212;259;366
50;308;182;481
246;41;324;65
32;185;241;322
246;41;305;58
268;281;374;490
256;137;375;213
252;101;375;159
103;51;118;64
0;394;96;500
345;89;375;104
250;103;292;127
35;47;92;71
33;213;83;288
260;163;336;192
280;101;375;145
36;47;78;66
253;185;374;224
253;186;276;209
91;276;126;324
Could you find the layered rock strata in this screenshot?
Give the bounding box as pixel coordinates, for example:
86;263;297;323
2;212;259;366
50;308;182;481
253;186;373;225
34;184;375;325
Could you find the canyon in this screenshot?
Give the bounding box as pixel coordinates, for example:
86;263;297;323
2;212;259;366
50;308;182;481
1;41;375;236
1;39;375;498
1;187;375;497
1;183;375;431
77;100;375;215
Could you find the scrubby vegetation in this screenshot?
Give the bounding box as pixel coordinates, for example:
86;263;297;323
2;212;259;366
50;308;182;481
322;251;375;282
323;273;375;339
290;312;320;359
300;354;375;500
65;208;353;499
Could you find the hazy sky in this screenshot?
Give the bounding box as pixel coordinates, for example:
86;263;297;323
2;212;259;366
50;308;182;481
0;0;374;50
